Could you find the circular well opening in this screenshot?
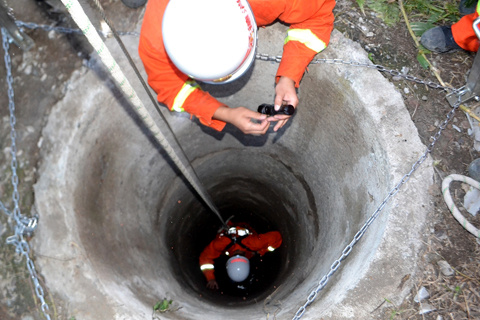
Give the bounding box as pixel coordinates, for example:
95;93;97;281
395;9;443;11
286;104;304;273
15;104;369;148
33;29;432;319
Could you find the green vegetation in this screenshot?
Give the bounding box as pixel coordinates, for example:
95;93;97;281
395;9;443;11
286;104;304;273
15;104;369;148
355;0;461;30
382;297;413;319
152;298;176;319
453;285;462;298
368;52;375;62
153;298;173;312
354;0;464;71
356;0;366;14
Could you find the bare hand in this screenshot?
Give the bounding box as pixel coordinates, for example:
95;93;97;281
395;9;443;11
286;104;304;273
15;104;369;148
206;280;219;290
213;106;269;135
269;76;299;131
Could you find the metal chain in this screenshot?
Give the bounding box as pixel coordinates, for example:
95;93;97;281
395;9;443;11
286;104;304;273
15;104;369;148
16;20;139;36
0;197;11;215
1;28;51;320
255;53;455;92
292;100;462;320
256;53;283;63
310;57;453;91
281;56;462;319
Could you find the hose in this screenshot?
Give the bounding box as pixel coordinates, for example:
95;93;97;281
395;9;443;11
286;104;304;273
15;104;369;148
442;174;480;238
59;0;226;226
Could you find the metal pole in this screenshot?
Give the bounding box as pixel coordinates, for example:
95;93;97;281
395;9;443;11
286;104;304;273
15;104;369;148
60;0;226;226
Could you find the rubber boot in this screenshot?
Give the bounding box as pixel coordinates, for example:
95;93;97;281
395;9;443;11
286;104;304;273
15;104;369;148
459;0;477;16
420;26;463;53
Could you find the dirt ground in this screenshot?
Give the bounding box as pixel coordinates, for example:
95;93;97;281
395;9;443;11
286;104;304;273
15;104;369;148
0;0;479;319
334;2;480;319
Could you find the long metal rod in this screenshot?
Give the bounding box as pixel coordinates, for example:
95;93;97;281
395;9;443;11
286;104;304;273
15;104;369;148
465;44;480;96
60;0;225;225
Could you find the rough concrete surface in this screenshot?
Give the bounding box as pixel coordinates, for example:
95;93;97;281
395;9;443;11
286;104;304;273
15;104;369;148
30;10;433;320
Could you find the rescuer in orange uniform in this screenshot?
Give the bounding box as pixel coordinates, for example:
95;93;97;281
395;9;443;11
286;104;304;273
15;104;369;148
138;0;335;135
421;1;479;53
199;222;282;290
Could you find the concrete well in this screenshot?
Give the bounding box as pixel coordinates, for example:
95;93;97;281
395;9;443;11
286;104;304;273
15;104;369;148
32;25;433;320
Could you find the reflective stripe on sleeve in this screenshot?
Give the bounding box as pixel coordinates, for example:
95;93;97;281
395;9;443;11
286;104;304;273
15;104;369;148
284;29;327;53
200;264;215;271
267;246;276;252
172;80;200;112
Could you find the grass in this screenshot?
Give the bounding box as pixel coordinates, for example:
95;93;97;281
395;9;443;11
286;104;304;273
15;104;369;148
382;297;415;319
153;299;172;312
354;0;465;75
152;298;178;319
356;0;461;30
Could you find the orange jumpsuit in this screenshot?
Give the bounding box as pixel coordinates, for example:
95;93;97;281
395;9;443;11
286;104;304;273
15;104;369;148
199;227;282;282
138;0;335;131
452;2;480;52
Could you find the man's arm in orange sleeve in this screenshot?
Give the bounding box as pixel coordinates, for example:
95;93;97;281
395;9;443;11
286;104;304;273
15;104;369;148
199;236;231;281
242;231;283;256
277;0;336;86
138;35;227;131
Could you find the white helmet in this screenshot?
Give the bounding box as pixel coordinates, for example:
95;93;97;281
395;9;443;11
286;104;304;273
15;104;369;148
162;0;257;84
226;255;250;282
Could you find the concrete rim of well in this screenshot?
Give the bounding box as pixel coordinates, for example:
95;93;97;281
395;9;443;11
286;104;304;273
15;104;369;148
32;25;433;320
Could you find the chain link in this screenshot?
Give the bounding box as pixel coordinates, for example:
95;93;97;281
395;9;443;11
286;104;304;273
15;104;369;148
16;20;139;36
1;28;50;320
255;52;283;63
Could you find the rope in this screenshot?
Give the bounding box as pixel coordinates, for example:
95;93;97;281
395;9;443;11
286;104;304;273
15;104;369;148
442;174;480;238
88;0;155;113
59;0;226;227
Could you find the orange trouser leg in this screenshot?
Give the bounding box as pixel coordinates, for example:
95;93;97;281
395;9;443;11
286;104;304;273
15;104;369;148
452;12;480;52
